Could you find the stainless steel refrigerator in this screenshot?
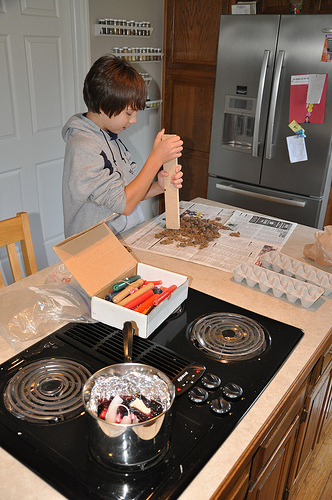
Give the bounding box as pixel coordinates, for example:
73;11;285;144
208;14;332;228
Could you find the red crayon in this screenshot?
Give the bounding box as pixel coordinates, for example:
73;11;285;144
123;289;154;309
133;294;157;314
153;285;177;306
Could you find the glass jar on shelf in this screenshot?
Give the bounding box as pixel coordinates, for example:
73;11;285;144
289;1;304;14
112;47;121;58
128;21;135;35
98;19;106;34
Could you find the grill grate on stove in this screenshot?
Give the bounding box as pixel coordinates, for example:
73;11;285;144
55;322;192;381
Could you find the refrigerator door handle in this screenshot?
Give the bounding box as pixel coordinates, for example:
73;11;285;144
252;50;270;158
266;50;285;160
215;183;306;207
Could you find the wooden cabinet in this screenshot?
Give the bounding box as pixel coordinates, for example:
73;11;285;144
219;463;251;500
247;417;299;500
211;461;251;499
312;0;332;14
162;0;225;203
325;188;332;226
247;381;306;500
318;346;332;438
287;344;332;497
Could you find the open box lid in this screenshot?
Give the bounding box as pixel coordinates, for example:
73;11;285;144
53;221;137;297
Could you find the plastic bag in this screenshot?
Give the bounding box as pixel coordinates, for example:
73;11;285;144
44;263;76;285
303;225;332;267
0;264;96;350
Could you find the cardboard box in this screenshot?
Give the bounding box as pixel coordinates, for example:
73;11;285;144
232;4;250;14
53;221;189;338
232;2;257;14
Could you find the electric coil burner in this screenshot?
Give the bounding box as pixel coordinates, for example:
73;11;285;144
190;313;270;361
4;359;91;423
0;288;304;500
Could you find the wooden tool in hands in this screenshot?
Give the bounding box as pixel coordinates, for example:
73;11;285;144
162;134;180;229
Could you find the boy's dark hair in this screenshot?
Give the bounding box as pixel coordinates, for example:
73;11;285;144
83;55;147;116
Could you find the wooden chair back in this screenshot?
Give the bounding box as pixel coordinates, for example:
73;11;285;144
0;212;38;288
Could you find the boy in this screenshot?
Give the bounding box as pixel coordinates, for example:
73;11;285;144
62;55;183;237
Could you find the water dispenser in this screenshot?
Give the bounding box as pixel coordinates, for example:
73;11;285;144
222;95;256;152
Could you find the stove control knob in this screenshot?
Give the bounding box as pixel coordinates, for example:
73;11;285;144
188;386;209;404
223;383;243;399
201;373;221;390
210;397;231;415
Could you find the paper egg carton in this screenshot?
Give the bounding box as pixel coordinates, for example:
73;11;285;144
260;251;332;297
233;263;324;308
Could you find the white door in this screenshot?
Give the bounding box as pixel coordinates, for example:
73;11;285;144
0;0;90;284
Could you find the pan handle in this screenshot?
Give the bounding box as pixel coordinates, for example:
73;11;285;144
123;321;133;363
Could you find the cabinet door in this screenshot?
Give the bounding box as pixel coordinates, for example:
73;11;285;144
288;364;332;494
211;463;250;500
318;370;332;439
247;416;299;500
324;186;332;230
163;0;224;203
316;353;332;442
311;0;332;13
260;0;294;14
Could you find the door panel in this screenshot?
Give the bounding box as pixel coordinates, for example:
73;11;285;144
0;0;88;284
169;77;215;152
247;416;299;500
311;0;332;14
166;0;223;65
25;36;65;133
260;15;332;197
162;0;224;206
208;15;280;184
260;0;295;14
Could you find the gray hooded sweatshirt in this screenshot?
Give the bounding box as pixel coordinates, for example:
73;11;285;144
62;113;144;238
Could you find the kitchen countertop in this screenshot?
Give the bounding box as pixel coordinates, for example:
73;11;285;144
0;198;331;500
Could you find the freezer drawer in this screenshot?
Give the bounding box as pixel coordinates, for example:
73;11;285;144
208;176;323;228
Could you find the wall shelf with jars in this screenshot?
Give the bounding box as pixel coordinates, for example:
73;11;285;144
94;18;162;111
111;47;163;62
145;99;162;110
140;74;162;110
139;72;152;86
95;19;153;37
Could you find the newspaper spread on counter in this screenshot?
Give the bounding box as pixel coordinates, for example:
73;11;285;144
122;201;297;273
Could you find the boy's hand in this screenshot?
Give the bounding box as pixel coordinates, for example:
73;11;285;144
157;164;183;190
152;129;183;165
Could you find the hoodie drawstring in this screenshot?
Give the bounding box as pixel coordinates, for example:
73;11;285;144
100;129;118;166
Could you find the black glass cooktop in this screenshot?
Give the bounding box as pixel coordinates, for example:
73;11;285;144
0;288;304;500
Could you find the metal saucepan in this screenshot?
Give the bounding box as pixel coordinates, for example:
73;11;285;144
82;321;175;470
